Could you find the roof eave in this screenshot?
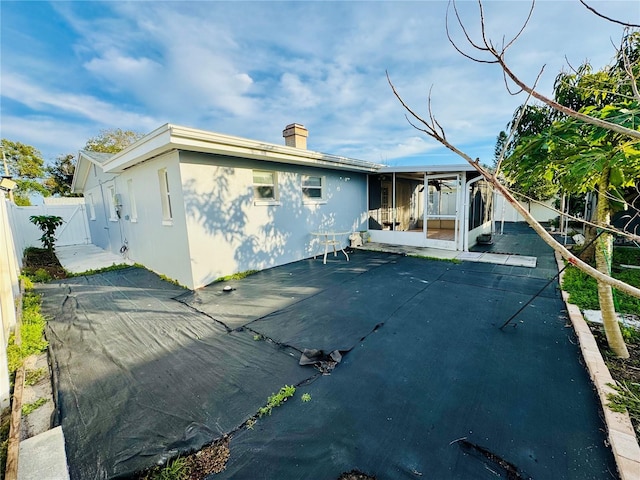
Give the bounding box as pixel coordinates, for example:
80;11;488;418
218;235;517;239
101;124;382;174
377;164;479;174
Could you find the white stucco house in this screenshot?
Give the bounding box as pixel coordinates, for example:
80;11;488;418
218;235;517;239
72;123;492;289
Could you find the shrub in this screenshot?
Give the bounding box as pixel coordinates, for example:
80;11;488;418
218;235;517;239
29;215;64;252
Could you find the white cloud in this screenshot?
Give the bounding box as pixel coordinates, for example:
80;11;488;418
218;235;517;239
2;0;636;165
1;115;97;161
2;72;157;128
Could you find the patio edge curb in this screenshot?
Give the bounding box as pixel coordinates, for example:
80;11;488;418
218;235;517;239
555;252;640;480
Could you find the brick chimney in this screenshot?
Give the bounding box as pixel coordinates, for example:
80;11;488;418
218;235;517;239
282;123;308;149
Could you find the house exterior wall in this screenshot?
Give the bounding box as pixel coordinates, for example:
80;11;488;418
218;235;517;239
116;151;194;288
83;164;120;252
83;152;195;288
179;152;368;289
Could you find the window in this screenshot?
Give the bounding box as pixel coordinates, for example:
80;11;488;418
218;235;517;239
107;186;118;221
87;193;96;220
158;168;173;224
127;179;138;222
253;170;279;204
302;175;325;202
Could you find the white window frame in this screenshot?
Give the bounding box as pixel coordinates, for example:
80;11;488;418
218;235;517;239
158;168;173;225
302;174;326;204
253;170;280;205
107;186;118;222
127;179;138;223
87;193;96;220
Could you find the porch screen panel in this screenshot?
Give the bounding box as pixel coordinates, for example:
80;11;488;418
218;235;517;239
468;180;492;230
426;176;459;241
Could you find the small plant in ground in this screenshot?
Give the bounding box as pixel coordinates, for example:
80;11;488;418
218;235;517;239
246;418;256;430
214;270;259;283
301;393;312;403
22;397;48;416
68;263;132;277
19;274;34;290
29;268;52;283
25;367;46;386
29;215;64;252
253;334;263;341
621;324;640;344
607;381;640;436
0;407;10;476
142;456;190;480
158;273;185;288
258;385;296;417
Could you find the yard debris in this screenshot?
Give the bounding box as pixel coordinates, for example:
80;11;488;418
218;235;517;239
187;437;230;478
299;348;343;373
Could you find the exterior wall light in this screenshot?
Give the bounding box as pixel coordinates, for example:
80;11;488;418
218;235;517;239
0;176;17;192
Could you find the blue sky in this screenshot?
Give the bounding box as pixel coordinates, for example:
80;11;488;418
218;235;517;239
1;1;638;167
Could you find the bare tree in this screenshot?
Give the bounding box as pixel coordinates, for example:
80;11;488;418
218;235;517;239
387;0;640;357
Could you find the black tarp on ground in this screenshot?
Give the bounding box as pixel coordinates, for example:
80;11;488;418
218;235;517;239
175;251;396;331
41;223;617;479
220;286;613;479
40;268;314;480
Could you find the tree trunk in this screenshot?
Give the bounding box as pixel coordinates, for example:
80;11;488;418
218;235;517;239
595;168;629;358
579;225;596;263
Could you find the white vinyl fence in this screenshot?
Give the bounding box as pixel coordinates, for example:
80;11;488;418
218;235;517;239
493;192;556;224
7;198;92;262
0;195;20;409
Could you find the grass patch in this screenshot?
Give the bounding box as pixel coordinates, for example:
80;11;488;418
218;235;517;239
214;270;259;283
408;254;461;264
7;290;48;373
613;246;640;266
561;265;640;316
24;367;46;387
607;381;640;436
140;456;190;480
67;263;132;277
258;385;296;417
21;397;48;416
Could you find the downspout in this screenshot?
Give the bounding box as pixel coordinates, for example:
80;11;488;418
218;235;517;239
463;174;486;252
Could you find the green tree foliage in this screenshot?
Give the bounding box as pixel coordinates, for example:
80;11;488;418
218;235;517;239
44;153;80;197
500;105;559;201
84;128;144;153
493;130;508;166
501;29;640;358
42;128;144;196
0;139;48;205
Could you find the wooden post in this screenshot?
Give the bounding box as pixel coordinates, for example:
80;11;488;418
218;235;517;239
5;366;24;480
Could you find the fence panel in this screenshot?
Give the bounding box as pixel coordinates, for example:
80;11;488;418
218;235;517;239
8;201;92;256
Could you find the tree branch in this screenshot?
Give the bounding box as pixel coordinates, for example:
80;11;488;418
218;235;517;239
579;0;640;28
387;75;640;299
447;0;640;140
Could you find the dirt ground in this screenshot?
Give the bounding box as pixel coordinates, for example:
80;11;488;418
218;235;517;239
589;324;640;435
22;248;67;279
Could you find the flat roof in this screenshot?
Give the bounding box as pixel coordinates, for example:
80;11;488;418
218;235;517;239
377;163;480;174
